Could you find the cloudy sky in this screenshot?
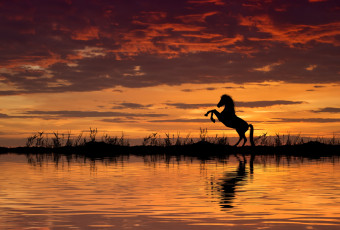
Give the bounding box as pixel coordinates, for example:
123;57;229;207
0;0;340;146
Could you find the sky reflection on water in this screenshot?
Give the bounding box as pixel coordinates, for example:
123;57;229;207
0;153;340;230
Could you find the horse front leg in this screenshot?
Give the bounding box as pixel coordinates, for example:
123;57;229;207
204;110;215;122
205;110;219;123
204;110;212;117
210;111;216;123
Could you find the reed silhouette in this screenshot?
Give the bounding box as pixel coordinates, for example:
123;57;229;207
205;94;255;146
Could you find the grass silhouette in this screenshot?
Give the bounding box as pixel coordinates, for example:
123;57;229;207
0;128;339;158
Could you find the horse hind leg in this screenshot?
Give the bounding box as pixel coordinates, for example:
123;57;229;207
234;136;242;146
242;135;247;147
235;129;247;147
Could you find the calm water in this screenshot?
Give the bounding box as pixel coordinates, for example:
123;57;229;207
0;153;340;230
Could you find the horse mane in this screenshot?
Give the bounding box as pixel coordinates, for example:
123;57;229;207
222;94;235;114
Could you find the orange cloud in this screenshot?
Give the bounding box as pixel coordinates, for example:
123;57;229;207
188;0;225;6
134;11;167;23
71;26;100;41
176;11;219;23
253;62;282;72
3;51;68;69
240;15;340;47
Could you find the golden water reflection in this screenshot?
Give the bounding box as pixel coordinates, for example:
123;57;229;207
1;153;340;229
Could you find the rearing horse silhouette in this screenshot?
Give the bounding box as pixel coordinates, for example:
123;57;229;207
205;94;255;146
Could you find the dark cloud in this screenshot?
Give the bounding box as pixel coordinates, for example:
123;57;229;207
112;102;153;109
149;118;210;123
236;100;304;108
101;118;136;123
0;90;25;96
166;103;215;109
0;0;340;95
223;86;245;89
181;85;244;93
0;113;9;118
181;87;218;92
305;85;328;92
24;110;167;118
0;113;56;120
166;100;304;109
272;118;340;123
181;89;194;92
312;107;340;113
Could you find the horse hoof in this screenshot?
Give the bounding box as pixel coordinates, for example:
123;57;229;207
204;113;208;116
212;119;215;123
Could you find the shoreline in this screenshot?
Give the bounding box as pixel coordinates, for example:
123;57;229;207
1;141;339;158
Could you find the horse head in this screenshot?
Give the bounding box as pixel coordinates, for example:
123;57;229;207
217;94;233;108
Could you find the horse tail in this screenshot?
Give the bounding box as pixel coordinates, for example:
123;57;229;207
249;124;255;147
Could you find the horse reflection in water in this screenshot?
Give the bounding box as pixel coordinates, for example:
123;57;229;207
218;154;255;209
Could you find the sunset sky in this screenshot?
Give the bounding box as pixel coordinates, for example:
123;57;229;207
0;0;340;146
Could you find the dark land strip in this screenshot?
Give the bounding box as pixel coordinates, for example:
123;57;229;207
0;141;339;160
